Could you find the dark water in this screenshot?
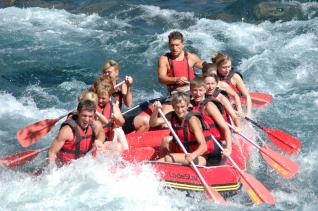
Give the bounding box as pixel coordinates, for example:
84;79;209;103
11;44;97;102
0;0;317;210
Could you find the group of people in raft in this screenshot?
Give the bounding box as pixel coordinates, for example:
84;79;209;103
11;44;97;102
48;31;253;169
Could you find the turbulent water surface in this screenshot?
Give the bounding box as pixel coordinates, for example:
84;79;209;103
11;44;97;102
0;0;317;210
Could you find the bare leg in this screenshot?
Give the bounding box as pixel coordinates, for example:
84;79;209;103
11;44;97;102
159;153;207;166
133;114;150;132
112;127;129;151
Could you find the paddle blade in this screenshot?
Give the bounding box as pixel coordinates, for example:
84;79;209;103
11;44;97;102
264;128;301;155
260;144;299;179
240;171;275;205
0;149;42;169
17;118;59;147
241;92;273;109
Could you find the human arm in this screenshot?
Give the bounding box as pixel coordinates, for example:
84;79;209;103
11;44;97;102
188;52;204;70
48;125;73;168
157;55;188;85
149;101;166;127
233;74;252;118
121;76;133;107
93;120;106;151
220;81;243;113
206;102;232;157
218;94;241;130
186;116;208;162
111;103;125;127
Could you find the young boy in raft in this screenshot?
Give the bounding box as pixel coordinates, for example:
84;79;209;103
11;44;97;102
94;83;129;151
149;92;230;166
189;77;232;153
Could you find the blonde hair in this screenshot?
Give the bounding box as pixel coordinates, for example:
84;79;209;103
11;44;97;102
211;52;231;68
91;75;113;93
190;77;206;89
102;59;119;74
78;91;98;105
96;81;115;96
171;91;190;107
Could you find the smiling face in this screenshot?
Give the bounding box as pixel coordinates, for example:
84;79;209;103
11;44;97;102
103;66;119;81
204;76;218;96
191;86;206;103
217;60;232;78
169;39;184;58
172;100;188;119
98;92;110;108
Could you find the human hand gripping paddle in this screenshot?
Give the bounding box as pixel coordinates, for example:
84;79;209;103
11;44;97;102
209;134;275;205
227;123;299;180
157;108;225;203
16;81;126;148
237;112;301;155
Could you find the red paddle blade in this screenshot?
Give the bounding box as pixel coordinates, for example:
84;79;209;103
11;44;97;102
264;128;301;155
17;118;59;147
260;144;299;179
241;92;273;109
0;149;42;169
204;184;225;203
240;172;275;205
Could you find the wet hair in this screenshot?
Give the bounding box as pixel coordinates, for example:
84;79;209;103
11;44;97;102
102;59;119;74
78;91;98;105
171;91;190;107
202;62;217;76
203;72;219;83
91;75;113;93
168;31;184;43
211;52;232;67
77;100;96;113
190;77;206;89
96;81;115;96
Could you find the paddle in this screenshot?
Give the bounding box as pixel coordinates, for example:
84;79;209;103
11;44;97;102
17;81;126;148
227;123;299;180
0;147;49;169
239;114;301;155
240;92;273;109
158;109;225;203
210;134;275;205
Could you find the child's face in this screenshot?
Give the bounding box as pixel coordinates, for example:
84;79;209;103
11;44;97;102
98;92;110;107
190;86;206;103
218;60;231;77
204;77;218;95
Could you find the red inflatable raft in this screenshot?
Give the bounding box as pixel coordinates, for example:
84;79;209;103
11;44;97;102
126;129;252;195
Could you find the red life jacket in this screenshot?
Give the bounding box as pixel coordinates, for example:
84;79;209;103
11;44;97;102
112;86;123;110
191;99;222;141
219;69;243;95
56;114;95;164
170;111;215;155
207;91;231;124
97;102;114;141
166;51;195;92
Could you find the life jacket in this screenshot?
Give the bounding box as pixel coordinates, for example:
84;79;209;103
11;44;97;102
170;111;215;155
112;86;123;110
209;89;231;123
219;68;243;95
166;51;195;92
97;102;114;141
56;114;96;164
191;98;222;141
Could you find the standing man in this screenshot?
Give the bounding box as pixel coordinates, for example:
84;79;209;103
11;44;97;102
48;100;105;168
157;31;205;114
